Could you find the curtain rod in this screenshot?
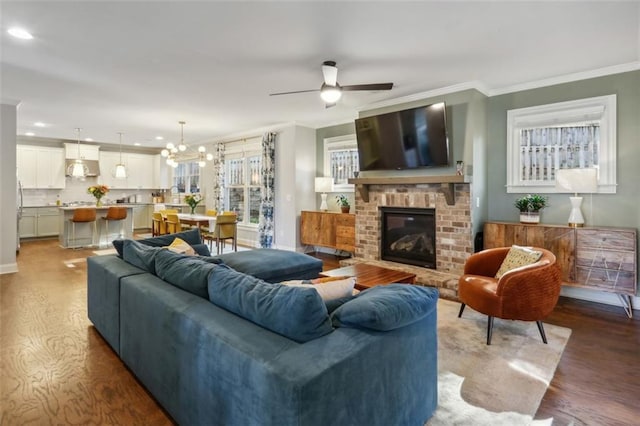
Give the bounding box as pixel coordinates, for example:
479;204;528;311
215;131;278;145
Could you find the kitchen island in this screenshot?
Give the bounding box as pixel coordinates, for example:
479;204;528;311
58;205;134;248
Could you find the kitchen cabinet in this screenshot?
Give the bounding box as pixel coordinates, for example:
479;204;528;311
99;152;157;189
65;143;100;160
300;211;356;253
36;207;60;236
132;205;151;229
19;208;37;238
17;145;66;189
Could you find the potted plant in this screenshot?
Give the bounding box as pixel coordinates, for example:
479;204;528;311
184;193;202;215
514;194;548;224
336;194;351;213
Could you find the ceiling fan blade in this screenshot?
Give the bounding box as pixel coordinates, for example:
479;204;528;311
322;61;338;86
269;89;319;96
325;102;337;109
342;83;394;91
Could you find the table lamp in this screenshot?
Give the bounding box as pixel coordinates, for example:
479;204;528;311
315;177;334;211
555;168;598;227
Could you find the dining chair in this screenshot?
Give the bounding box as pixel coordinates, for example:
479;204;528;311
204;213;237;254
165;213;182;234
152;212;168;236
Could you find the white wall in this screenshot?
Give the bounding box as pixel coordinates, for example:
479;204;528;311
0;102;18;274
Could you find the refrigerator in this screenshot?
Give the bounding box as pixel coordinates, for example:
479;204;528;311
17;178;23;253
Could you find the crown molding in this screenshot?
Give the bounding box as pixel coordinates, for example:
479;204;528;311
489;61;640;96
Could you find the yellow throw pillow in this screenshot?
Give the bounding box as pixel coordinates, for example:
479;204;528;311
165;237;196;256
494;245;543;279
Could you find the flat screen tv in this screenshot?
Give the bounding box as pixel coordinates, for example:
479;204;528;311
355;102;449;171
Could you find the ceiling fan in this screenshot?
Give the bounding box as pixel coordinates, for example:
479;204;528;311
269;60;393;107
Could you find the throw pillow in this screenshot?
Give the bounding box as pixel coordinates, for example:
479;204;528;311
494;245;543;279
331;284;439;331
208;265;333;343
281;277;356;301
165;237;195;255
113;228;203;257
122;239;164;274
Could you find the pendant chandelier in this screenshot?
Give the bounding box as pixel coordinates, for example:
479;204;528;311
160;121;213;168
113;132;127;179
66;127;88;178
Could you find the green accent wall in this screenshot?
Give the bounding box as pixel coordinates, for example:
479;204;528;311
487;70;640;229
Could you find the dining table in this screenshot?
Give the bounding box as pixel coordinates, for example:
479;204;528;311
176;213;216;233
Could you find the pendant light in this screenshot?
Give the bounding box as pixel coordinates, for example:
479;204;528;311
67;127;88;178
113;132;127;179
177;120;187;151
159;120;213;168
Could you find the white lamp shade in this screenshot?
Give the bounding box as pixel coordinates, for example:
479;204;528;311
315;177;334;193
555;168;598;194
70;161;87;178
114;163;127;179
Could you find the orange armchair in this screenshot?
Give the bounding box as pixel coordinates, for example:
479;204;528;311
458;247;562;345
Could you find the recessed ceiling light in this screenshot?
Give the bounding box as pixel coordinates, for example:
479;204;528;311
25;132;35;136
34;121;46;127
85;138;93;142
155;136;164;140
134;143;141;146
8;27;34;40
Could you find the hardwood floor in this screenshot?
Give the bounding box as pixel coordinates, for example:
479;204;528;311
1;241;638;425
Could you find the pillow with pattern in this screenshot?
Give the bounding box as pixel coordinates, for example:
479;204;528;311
495;245;543;279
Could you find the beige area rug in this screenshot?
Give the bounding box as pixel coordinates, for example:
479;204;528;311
428;299;572;426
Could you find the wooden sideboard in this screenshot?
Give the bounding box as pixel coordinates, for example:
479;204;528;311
484;222;637;317
300;211;356;253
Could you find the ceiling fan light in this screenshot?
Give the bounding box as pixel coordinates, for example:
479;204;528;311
321;85;342;103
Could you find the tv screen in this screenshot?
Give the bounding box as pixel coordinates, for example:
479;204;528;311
355;102;449;171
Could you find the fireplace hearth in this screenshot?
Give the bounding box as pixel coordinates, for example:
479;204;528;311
380;207;436;268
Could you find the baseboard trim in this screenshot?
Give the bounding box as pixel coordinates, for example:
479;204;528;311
0;262;18;274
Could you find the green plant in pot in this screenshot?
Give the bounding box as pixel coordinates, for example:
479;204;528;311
336;194;351;213
514;194;548;224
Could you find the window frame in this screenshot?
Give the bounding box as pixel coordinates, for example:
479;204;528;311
172;161;202;194
506;94;616;194
323;134;358;193
224;139;261;227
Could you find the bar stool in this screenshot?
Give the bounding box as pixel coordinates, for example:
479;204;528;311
101;207;128;245
68;208;97;248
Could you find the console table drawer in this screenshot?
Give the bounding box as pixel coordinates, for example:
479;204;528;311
576;267;636;294
577;229;636;251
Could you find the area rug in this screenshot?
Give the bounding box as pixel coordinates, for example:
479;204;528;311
427;299;571;425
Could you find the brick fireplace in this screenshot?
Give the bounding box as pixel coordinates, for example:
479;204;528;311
345;177;475;299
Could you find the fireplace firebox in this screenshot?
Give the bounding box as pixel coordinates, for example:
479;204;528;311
380;207;436;268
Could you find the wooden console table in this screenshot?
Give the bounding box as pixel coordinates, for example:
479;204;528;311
484;222;637;317
300;211;355;253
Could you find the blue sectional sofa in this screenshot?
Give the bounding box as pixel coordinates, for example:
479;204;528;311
87;230;439;426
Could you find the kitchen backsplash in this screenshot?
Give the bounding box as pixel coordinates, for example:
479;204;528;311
21;177;156;206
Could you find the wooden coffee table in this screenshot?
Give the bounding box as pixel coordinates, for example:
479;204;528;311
319;263;416;291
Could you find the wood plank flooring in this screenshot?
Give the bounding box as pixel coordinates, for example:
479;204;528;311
1;241;638;425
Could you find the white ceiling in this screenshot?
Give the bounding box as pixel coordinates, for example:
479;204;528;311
2;1;639;148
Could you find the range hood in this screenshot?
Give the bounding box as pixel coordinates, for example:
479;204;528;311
64;159;100;177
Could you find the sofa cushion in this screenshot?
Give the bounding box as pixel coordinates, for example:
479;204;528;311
494;245;543;279
331;284;439;331
122;239;164;274
212;248;322;282
113;228;205;257
155;249;223;299
208;265;333;343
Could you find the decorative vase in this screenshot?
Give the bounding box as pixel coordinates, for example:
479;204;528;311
190;206;196;215
96;197;103;207
341;206;350;214
519;211;540;224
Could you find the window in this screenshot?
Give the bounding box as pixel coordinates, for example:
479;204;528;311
506;95;616;193
324;134;359;192
173;162;201;193
224;138;261;225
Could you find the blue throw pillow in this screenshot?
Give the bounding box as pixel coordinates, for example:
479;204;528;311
155;249;223;299
208;265;333;343
331;284;439;331
122;239;164;274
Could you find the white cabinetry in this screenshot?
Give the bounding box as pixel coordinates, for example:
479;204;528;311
132;205;151;229
99;152;157;189
65;143;100;160
36;207;60;236
19;208;37;238
17;145;66;189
